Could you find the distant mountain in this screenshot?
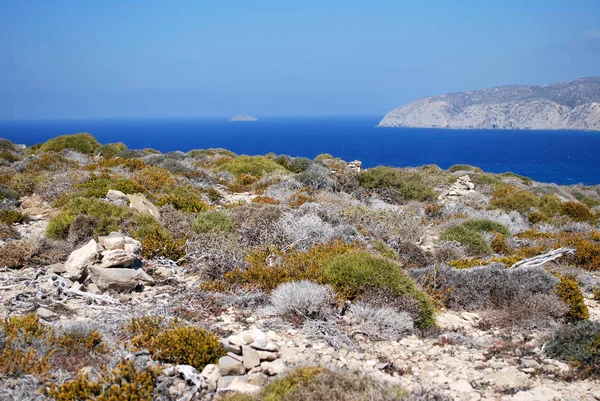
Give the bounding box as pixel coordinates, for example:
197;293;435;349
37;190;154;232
230;115;258;122
378;77;600;130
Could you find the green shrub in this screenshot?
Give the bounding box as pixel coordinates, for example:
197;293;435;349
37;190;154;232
500;171;533;184
322;251;436;329
99;142;128;158
491;185;541;214
562;201;596;223
315;153;335;161
555;274;589;321
582;197;600;208
124;317;225;371
46;211;76;240
40;133;101;155
115;149;146;159
75;176;146;198
440;225;492;255
448;164;482;173
188;148;237;158
359;166;437;202
155;191;211;213
545;320;600;377
0;139;16;151
0;209;27;224
136;225;186;260
192;211;234;233
462;219;510;237
217;155;288;178
0;183;18;201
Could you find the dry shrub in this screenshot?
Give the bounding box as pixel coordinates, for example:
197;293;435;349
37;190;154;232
67;215;98;246
0;240;37;268
389;240;431;269
0;222;20;240
187;232;246;280
230;203;282;246
159;204;191;239
268;281;333;319
359;287;423;324
345;302;414;340
479;294;568;330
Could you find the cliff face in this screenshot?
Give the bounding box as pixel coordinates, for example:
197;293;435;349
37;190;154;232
378;77;600;130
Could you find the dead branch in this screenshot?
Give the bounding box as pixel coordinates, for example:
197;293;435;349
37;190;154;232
509;247;575;269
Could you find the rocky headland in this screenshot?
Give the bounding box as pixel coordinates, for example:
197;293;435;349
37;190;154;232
378;77;600;130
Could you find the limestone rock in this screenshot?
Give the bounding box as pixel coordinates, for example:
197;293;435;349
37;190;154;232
64;239;102;281
227;380;261;394
449;379;474;393
242;345;261;370
348;160;363;173
106;190;129;206
37;307;57;320
218;356;245;376
261;359;285;376
248;371;268;386
511;387;561;401
86;283;102;294
99;249;137;268
201;364;220;392
88;266;154;292
257;350;278;361
217;375;247;390
127;193;160;219
98;232;126;250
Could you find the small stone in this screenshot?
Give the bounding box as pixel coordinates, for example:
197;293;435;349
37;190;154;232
221;339;242;355
248;371;268;386
86;283;102;294
217;375;247;390
249;341;278;352
243;345;261;370
257;350;278;361
37;307;57;320
261;359;285;376
249;328;268;347
520;359;541;369
98;232;126;250
106;190;129;205
201;364;220;391
71;281;82;291
227;380;261;394
127;193;160;219
218;356;245;376
449;380;473;393
154;267;173;279
227;352;243;362
592;390;600;400
229;335;249;347
99;249;137;268
48;263;66;274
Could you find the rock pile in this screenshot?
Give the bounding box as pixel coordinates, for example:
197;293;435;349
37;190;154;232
61;232;153;292
440;175;476;200
348;160;363;173
205;328;285;394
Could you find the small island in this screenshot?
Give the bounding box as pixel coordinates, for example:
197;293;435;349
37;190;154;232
229;115;258;122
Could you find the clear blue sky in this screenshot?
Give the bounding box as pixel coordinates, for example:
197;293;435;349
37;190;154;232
1;0;599;120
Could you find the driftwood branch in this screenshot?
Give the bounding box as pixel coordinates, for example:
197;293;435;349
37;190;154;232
509;247;575;269
163;365;204;401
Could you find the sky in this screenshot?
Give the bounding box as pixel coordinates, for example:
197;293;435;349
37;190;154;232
1;0;600;120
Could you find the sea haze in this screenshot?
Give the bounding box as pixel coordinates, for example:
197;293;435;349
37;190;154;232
1;116;600;185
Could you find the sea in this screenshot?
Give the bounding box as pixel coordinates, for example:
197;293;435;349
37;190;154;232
1;116;600;186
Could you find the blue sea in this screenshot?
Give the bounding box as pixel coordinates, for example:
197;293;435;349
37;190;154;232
1;116;600;185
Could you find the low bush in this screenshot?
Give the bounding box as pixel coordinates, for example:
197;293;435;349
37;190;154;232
0;138;16;151
555;274;589;321
479;294;568;330
124;316;225;370
323;251;435;329
40;133;101;155
217;155;288;178
137;225;187;260
0;183;18;201
134;166;175;192
408;264;558;311
0;209;27;224
218;366;404;401
359;166;437;202
155;191;211;213
0;222;20;240
440;225;491;255
545;320;600;377
268;281;333;319
562;200;596;223
227;173;258;192
491;185;541;214
0;240;37;268
345;302;414;340
192;211;234;234
45;359;160;400
461;219;511;237
99;142;127;159
75;176;146;198
448;164;482;173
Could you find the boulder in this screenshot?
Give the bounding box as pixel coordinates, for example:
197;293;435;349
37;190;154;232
64;239;103;281
201;364;220;392
37;307;57;320
86;283;102;294
127;193;160;219
98;232;126;250
217;375;247;390
261;359;285;376
99;249;137;268
106;189;129;206
88;266;153;292
218;356;245;376
124;236;142;254
242;346;261;370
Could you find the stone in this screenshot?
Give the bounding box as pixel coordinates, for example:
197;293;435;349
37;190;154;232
221;339;242;355
86;283;101;294
154;267;173;279
106;189;129;206
64;239;102;281
257;350;278;361
520;359;541;369
218;356;245;376
98;232;126;250
88;266;154;292
261;359;285;376
48;263;66;274
201;364;220;391
489;369;528;390
127;193;160;219
511;387;561;401
227;380;261;394
247;371;268;386
348;160;363;173
217;375;247;390
124;236;142;254
592;390;600;400
229;335;249;347
249;341;278;352
449;379;474;393
37;307;57;320
249;328;268;347
242;345;261;370
71;281;82;291
99;249;137;268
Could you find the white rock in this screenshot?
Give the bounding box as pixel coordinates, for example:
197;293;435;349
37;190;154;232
201;364;220;391
511;387;561;401
99;249;137;268
127;193;160;219
218;356;245;376
227;380;261;395
242;345;261;370
450;379;474;393
249;328;268;347
36;307;57;320
106;189;129;205
257;350;278;361
64;239;102;281
248;371;268;386
88;266;153;292
98;232;126;250
86;283;102;294
261;359;285;376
